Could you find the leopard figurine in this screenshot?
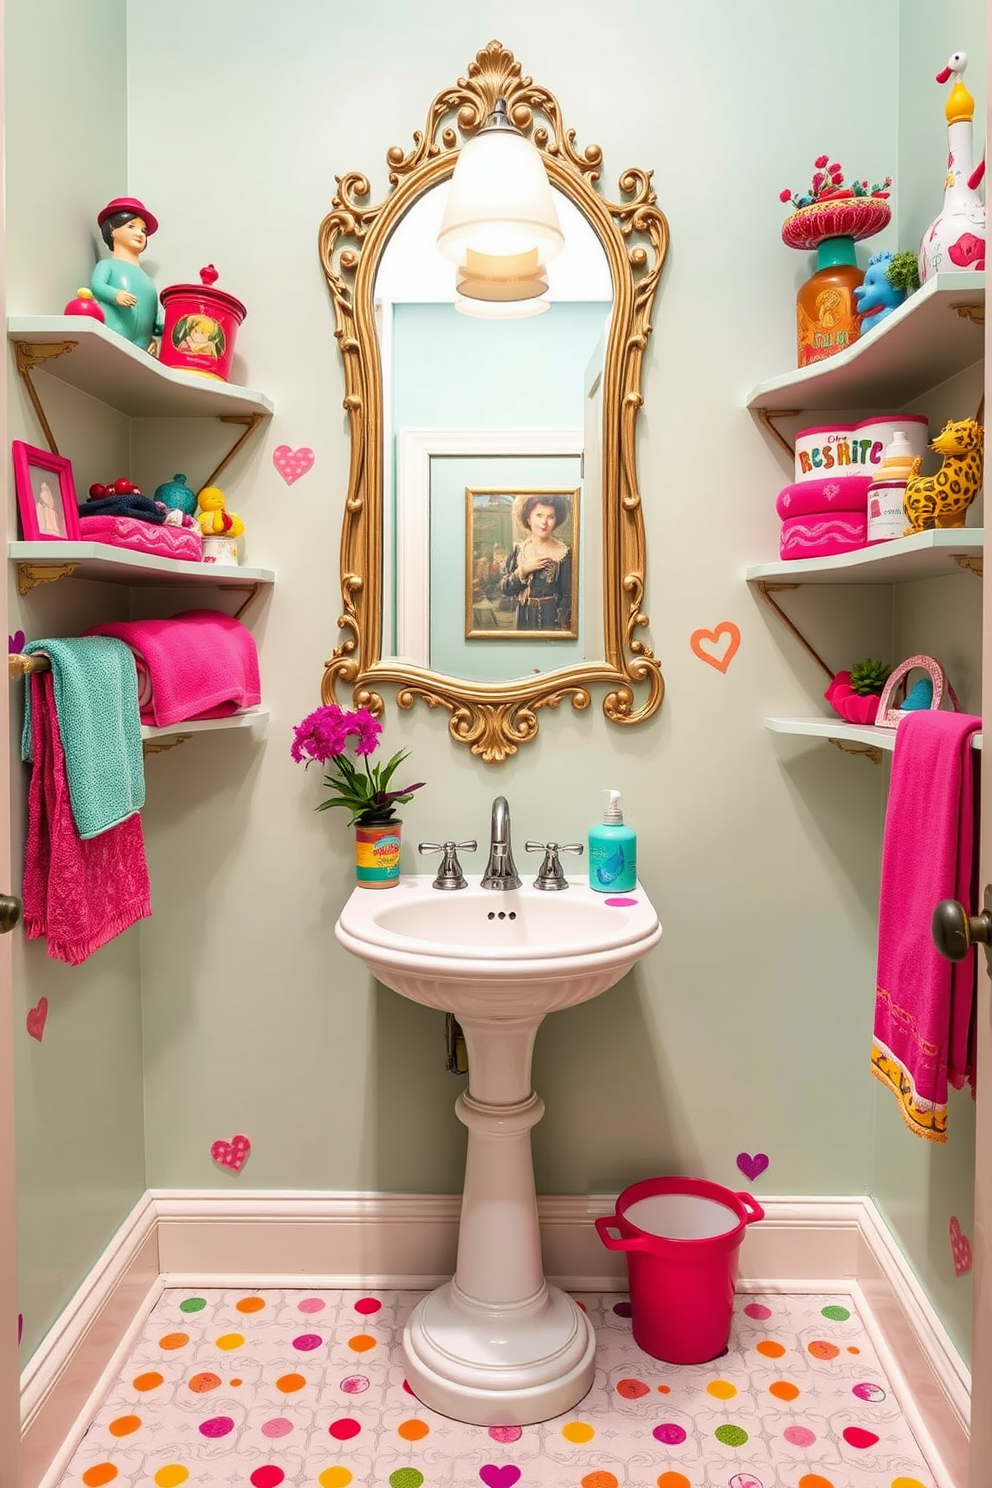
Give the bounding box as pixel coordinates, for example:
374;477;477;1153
902;417;984;533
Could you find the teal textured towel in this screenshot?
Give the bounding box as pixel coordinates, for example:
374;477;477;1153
21;637;145;839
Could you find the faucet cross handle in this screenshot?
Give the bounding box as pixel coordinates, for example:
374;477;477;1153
525;840;585;891
418;839;477;891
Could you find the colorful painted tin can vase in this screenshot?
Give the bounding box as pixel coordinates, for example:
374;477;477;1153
355;822;402;889
158;265;246;382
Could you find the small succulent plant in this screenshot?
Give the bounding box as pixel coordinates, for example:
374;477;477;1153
849;657;893;696
885;250;921;293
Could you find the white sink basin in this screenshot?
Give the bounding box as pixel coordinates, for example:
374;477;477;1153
334;868;661;1427
335;874;661;1017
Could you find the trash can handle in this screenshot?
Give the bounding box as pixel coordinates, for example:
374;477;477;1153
595;1216;653;1252
737;1192;765;1224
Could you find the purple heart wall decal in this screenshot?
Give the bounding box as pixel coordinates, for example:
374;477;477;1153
736;1151;769;1182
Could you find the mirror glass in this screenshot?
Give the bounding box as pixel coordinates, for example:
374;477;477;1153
319;41;668;762
374;183;612;684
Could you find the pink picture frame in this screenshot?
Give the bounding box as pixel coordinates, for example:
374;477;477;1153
11;440;80;543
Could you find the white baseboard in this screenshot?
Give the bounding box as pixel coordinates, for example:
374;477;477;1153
24;1191;970;1488
23;1193;160;1488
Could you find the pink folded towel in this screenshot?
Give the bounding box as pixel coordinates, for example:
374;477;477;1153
873;710;981;1141
79;513;203;563
84;610;261;727
23;671;151;964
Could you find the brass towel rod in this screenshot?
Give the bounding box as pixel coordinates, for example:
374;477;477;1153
8;653;50;680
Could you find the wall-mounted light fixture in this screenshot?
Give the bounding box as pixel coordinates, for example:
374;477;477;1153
438;97;564;310
453;246;550;317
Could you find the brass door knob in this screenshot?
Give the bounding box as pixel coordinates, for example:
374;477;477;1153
932;892;992;962
0;894;21;934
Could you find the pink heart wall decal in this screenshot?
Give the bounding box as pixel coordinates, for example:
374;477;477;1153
736;1151;769;1182
26;998;48;1042
949;1216;973;1276
272;444;315;485
211;1134;251;1172
480;1468;521;1488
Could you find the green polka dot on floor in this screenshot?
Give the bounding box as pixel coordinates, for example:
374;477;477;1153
821;1304;851;1321
714;1423;748;1446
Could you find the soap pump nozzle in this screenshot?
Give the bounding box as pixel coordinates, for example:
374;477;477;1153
603;789;623;824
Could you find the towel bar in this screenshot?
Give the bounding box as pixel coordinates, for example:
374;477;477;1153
8;653;50;679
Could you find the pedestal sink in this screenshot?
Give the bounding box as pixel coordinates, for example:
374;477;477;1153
335;873;662;1425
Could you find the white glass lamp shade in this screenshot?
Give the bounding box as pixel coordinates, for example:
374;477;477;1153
438;126;565;266
454;293;549;319
456;247;548;301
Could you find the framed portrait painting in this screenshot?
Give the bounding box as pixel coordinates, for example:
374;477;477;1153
465;486;579;641
11;441;80;543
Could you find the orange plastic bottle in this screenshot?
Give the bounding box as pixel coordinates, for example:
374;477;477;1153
796;236;864;367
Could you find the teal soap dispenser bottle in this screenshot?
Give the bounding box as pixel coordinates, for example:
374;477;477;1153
589;789;637;893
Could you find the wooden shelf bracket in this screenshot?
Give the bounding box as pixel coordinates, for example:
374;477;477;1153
827;737;883;765
754;406;801;461
201;412;266;491
16;562;79;596
752;580;835;682
14;340;78;455
14;340;266;492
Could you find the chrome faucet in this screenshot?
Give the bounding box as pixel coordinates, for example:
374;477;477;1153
480;796;521;890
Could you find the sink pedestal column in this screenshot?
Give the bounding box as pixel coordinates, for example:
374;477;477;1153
402;1012;596;1425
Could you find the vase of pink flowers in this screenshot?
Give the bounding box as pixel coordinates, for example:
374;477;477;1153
291;704;425;888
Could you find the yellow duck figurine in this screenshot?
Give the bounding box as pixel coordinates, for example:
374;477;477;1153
195;485;245;538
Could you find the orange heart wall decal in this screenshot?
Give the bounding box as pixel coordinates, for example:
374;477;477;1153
690;621;741;674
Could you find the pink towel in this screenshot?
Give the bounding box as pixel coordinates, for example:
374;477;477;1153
23;672;151;965
85;610;261;727
873;709;981;1141
79;513;203;563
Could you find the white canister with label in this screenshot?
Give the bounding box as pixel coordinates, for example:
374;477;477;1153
201;535;240;564
866;479;909;542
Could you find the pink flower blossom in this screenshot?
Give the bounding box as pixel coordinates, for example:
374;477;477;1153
291;703;424;825
350;707;382;756
814;154;829;169
291;705;350;764
779;188;792;203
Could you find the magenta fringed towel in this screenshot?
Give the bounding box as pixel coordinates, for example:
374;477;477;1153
23;672;151;964
872;709;981;1141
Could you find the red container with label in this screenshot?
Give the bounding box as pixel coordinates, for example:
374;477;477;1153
159;265;246;382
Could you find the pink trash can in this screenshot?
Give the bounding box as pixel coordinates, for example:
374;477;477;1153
595;1176;764;1364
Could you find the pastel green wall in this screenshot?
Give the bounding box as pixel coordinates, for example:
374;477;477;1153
867;0;988;1368
5;0;984;1375
4;0;146;1360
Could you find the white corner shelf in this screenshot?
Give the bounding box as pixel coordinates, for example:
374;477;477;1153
141;706;269;745
9;541;274;588
7;316;275;419
745;271;984;413
746;529;983;586
765;716;982;752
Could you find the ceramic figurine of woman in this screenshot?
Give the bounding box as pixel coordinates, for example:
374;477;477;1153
90;197;164;352
919;51;986;281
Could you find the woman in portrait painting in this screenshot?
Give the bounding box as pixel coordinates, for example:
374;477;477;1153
498;492;573;632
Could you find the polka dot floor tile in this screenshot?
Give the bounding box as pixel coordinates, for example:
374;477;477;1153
56;1289;938;1487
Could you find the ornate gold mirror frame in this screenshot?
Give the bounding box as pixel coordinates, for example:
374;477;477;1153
318;40;668;763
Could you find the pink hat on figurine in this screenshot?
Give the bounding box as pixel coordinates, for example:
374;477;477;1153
96;197;159;236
